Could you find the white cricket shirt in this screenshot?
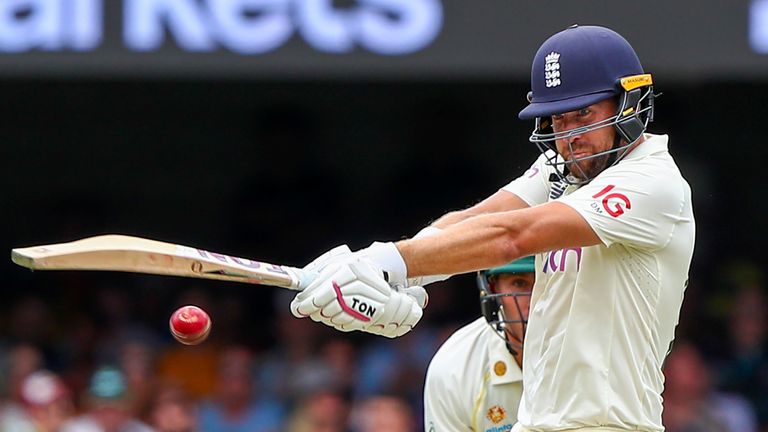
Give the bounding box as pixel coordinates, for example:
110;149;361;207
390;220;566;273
424;317;523;432
501;134;695;431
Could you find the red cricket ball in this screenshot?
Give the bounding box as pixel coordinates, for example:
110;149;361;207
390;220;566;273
169;305;211;345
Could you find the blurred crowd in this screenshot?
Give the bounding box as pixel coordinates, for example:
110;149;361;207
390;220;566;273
1;261;766;432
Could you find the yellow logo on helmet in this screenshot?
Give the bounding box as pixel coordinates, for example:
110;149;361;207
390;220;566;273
620;74;653;91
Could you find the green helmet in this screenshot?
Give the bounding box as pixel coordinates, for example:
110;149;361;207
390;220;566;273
484;256;535;277
477;256;536;356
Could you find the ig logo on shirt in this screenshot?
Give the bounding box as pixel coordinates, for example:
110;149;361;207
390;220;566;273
591;185;631;217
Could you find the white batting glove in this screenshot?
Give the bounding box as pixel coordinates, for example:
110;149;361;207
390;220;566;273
290;258;427;338
302;229;452;290
302;242;408;288
302;244;354;273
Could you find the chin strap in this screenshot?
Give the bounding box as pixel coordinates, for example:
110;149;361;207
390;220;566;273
504;333;523;357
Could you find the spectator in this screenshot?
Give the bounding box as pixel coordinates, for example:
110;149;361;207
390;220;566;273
8;296;54;348
0;343;44;403
197;345;285;432
257;299;337;405
92;286;164;366
354;327;440;408
145;381;198;432
61;365;153;432
285;391;351;432
157;341;220;400
55;314;100;406
663;342;757;432
0;370;74;432
319;338;359;397
718;283;768;429
118;339;159;418
349;395;416;432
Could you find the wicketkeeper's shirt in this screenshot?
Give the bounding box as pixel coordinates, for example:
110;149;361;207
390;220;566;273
424;317;523;432
502;134;695;431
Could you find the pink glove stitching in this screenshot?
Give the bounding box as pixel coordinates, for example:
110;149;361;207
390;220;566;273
332;281;372;322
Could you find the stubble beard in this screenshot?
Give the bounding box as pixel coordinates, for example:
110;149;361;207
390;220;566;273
568;152;611;182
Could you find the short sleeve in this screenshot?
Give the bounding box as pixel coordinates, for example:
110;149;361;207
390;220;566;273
501;152;556;207
424;354;472;431
557;161;690;250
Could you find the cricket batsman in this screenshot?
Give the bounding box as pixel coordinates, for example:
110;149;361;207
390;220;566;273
424;257;535;432
291;24;695;431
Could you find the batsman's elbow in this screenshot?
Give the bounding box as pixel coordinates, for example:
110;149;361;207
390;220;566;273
496;232;528;267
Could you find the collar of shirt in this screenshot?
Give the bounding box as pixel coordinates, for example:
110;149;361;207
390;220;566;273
487;333;523;385
621;133;669;162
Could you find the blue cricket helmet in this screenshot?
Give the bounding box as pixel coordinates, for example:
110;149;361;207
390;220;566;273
519;25;656;185
519;25;644;119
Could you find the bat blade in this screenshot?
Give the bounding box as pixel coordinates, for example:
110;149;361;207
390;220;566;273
11;235;312;291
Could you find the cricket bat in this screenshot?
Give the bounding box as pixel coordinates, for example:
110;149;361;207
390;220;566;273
11;235;314;291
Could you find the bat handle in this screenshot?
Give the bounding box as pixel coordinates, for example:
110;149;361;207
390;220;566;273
291;267;316;291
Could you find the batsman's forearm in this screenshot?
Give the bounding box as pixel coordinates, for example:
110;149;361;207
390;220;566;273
430;190;531;230
399;201;600;278
397;212;528;277
430;211;466;229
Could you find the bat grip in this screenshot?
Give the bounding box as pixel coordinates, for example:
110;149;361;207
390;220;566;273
292;267;316;291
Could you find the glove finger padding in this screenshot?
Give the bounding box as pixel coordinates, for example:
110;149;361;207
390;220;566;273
293;261;375;307
312;280;391;324
291;258;390;325
400;295;425;331
310;309;365;331
302;244;354;273
365;287;426;338
291;257;426;338
401;286;428;309
292;282;337;318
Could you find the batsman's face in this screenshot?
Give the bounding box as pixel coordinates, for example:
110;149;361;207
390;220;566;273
552;98;618;181
494;272;535;344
